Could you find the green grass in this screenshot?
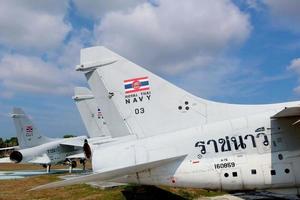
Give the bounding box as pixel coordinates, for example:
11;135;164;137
0;163;226;200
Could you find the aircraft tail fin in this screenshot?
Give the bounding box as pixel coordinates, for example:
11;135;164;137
11;108;51;148
73;87;112;138
77;46;208;138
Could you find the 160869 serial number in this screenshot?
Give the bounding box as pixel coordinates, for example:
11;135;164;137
214;162;235;169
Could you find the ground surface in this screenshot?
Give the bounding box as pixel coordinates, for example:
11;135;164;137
0;163;229;200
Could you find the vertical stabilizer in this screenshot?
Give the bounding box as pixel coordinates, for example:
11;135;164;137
76;46;208;138
73;87;112;138
11;108;51;148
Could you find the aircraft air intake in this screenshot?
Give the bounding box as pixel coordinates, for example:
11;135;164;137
10;151;23;163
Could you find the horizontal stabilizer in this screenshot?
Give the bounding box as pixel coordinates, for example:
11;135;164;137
272;106;300;118
30;154;186;191
76;60;118;72
59;136;87;147
0;146;19;151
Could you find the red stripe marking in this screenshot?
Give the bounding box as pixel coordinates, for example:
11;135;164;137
124;76;148;83
192;161;200;164
125;87;150;94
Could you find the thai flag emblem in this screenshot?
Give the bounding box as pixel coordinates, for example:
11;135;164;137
124;76;150;94
26;126;33;136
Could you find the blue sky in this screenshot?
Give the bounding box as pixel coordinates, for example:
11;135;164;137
0;0;300;139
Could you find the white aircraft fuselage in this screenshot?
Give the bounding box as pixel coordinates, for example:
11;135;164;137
10;136;86;165
91;104;300;193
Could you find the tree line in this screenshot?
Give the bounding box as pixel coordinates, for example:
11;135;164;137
0;137;18;148
0;134;75;148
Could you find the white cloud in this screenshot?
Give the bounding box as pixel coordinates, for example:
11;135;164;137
236;0;300;32
288;58;300;73
57;29;91;69
0;91;14;99
263;0;300;32
0;26;91;98
73;0;145;19
0;0;71;51
52;29;92;85
95;0;251;75
287;58;300;94
0;54;74;95
244;0;263;10
173;58;274;100
176;59;240;98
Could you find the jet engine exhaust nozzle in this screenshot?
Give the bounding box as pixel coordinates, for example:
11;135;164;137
10;151;23;163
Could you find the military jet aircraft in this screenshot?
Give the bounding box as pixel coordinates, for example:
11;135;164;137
33;46;300;196
0;108;87;172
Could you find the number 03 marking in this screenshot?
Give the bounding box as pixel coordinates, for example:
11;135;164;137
135;108;145;115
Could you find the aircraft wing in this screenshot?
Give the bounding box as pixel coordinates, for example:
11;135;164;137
0;157;13;163
28;153;51;164
0;146;19;151
59;136;87;147
59;136;114;147
87;136;112;144
30;154;186;191
66;153;85;159
272;106;300;118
